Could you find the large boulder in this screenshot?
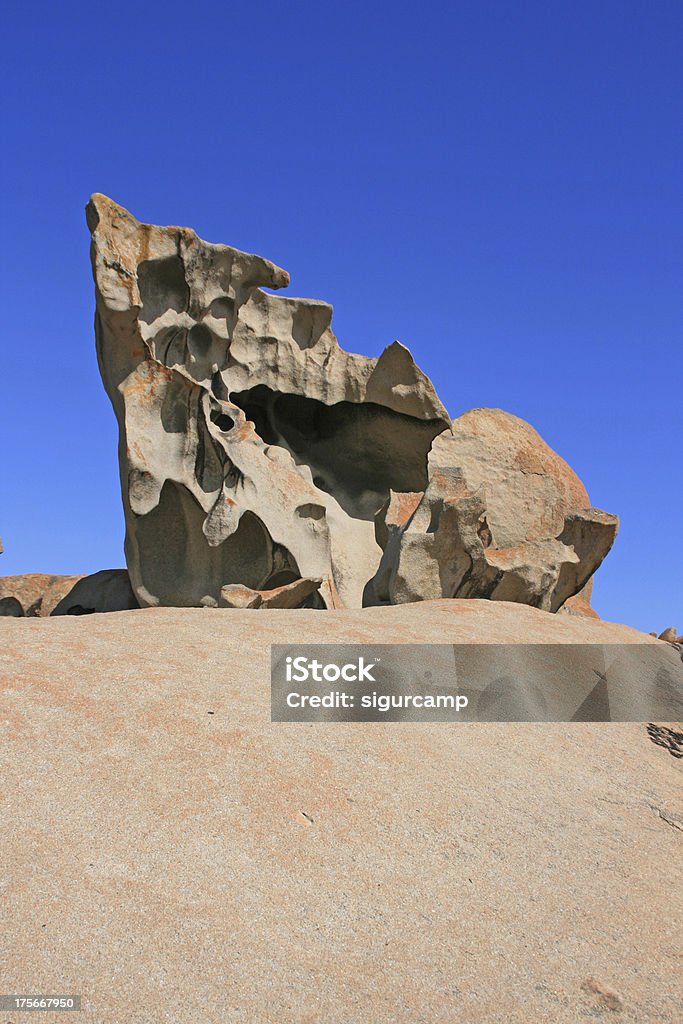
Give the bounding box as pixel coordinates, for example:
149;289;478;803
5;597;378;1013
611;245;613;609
366;408;618;610
0;574;83;616
431;408;595;544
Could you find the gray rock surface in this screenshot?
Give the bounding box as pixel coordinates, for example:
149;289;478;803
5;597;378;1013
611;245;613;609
51;569;139;615
88;197;618;612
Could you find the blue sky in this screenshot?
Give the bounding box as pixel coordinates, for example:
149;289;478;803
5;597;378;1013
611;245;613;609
1;1;680;631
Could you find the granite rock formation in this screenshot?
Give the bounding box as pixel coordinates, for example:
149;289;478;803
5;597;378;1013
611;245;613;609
88;196;618;611
87;195;449;610
0;570;138;617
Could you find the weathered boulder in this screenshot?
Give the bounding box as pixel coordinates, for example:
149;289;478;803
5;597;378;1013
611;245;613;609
51;569;139;615
88;197;618;612
558;594;601;619
0;574;83;616
431;408;593;544
0;570;138;616
366;409;618;609
88;195;449;610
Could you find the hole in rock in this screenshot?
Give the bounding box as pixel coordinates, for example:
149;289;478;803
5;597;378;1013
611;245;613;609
137;256;189;325
210;410;235;432
296;503;326;520
187;322;213;361
0;596;24;617
477;516;493;547
265;570;300;589
427;499;443;533
209;296;235;320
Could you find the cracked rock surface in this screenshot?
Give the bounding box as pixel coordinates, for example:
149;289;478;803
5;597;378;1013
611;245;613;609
88;196;617;611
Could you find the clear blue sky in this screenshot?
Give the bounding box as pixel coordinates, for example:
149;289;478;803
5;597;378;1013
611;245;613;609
1;1;680;632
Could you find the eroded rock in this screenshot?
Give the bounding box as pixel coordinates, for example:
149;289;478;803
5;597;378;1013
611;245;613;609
0;574;83;616
88;195;449;610
366;409;618;610
89;197;618;612
0;570;138;616
51;569;139;615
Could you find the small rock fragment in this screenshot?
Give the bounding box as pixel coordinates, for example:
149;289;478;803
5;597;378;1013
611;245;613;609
219;577;323;610
219;585;263;609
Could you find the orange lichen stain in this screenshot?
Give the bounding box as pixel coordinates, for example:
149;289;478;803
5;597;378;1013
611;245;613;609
485;545;528;568
512;444;550;476
123;361;177;404
0;705;33;741
0;671;125;740
386;491;423;528
137;223;153;264
128;441;146;462
308;750;334;774
234;423;255;441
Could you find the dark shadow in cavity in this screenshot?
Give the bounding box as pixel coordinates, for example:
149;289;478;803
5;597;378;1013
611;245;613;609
138;256;189;325
134;480;309;606
231;385;444;520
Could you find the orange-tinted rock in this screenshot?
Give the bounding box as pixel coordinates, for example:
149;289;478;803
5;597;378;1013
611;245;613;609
368;410;618;611
559;595;601;619
431;408;593;545
0;603;679;1023
0;570;138;616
